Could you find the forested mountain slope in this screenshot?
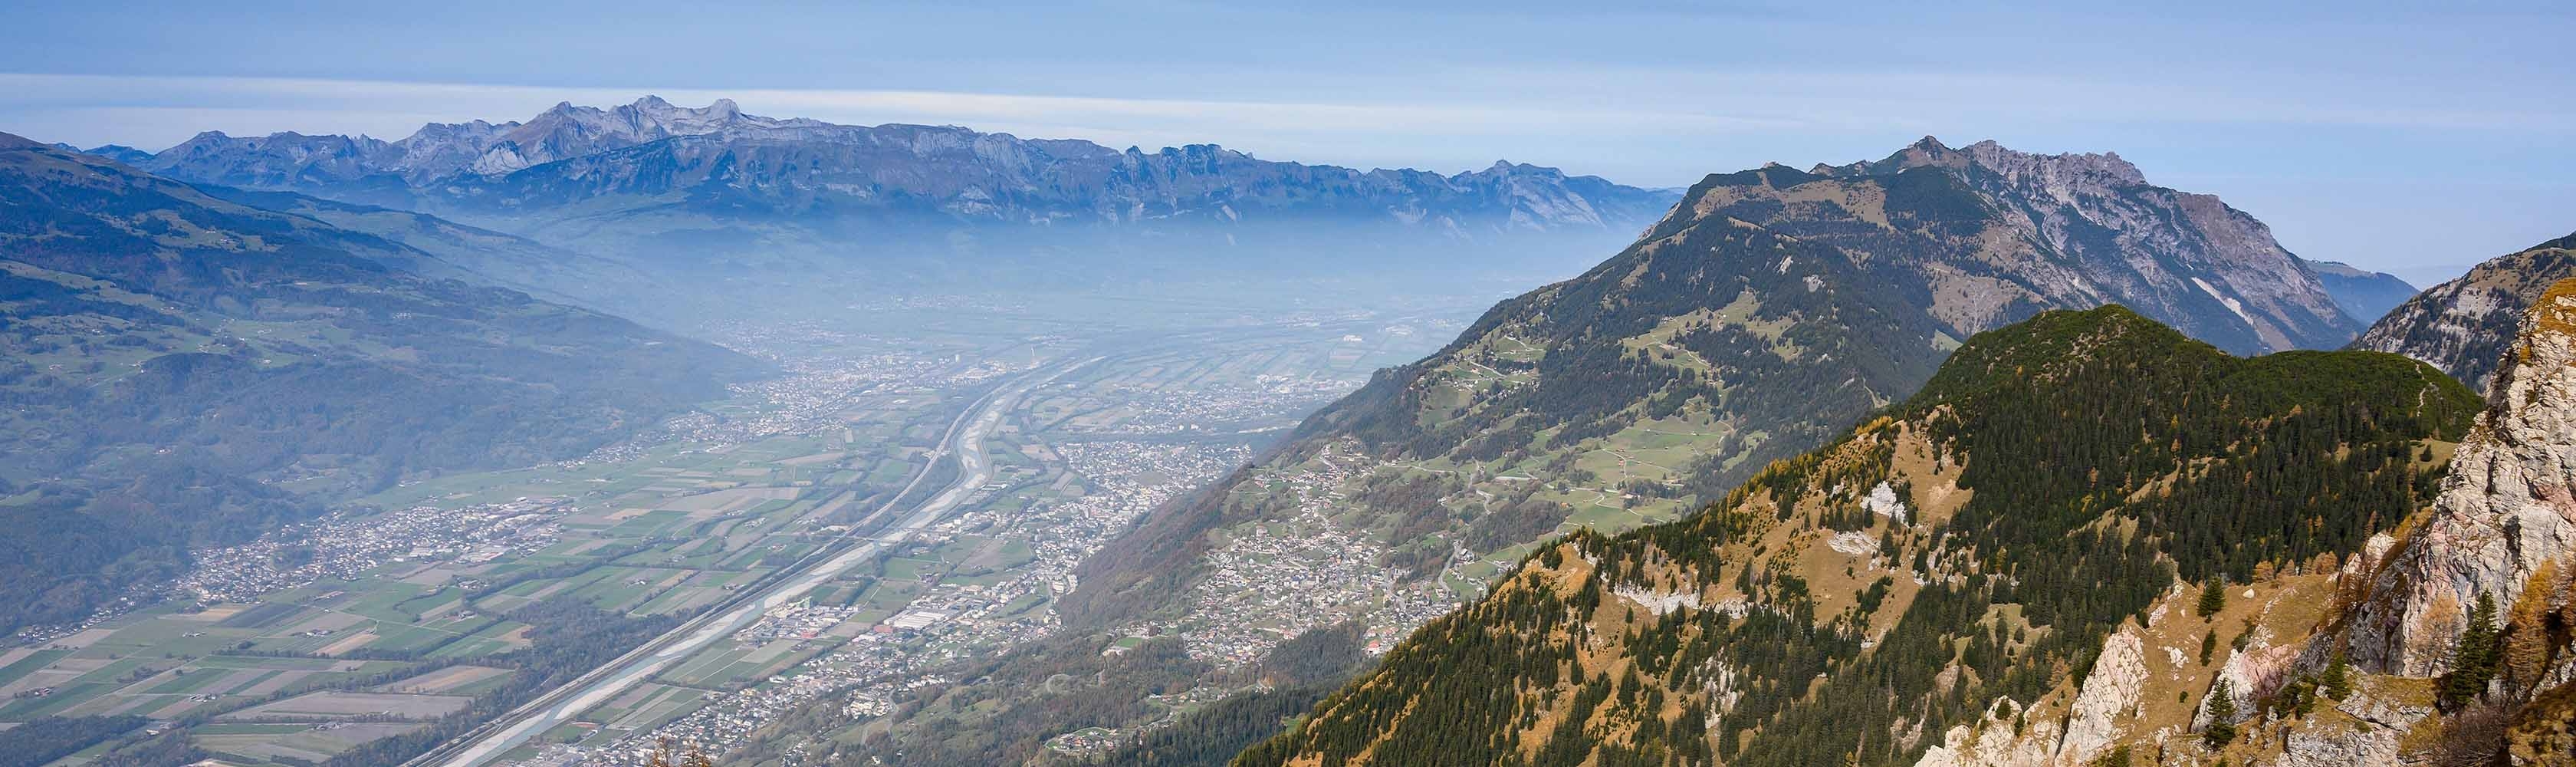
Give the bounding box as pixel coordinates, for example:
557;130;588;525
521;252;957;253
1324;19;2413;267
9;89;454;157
1908;278;2576;767
1066;170;1957;634
1073;137;2364;637
2354;231;2576;392
189;184;668;316
0;133;760;634
1236;306;2477;767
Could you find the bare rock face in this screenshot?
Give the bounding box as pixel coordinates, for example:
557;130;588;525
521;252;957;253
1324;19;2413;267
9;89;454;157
2278;724;2407;767
1911;628;2150;767
2058;629;2149;765
2354;234;2576;391
1714;137;2357;354
2346;278;2576;676
2197;637;2302;729
1913;699;2060;767
2276;676;2436;767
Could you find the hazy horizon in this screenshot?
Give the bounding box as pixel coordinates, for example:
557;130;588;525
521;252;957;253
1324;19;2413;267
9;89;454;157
5;2;2568;285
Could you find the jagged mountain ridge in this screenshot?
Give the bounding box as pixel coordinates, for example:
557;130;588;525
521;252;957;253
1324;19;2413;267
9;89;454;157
1703;137;2358;354
2353;231;2576;392
143;96;826;186
1232;306;2476;767
0;132;761;634
122;97;1682;279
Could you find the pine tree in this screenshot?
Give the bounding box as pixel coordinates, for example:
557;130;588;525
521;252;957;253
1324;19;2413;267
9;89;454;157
2440;591;2501;709
2504;559;2561;689
2319;653;2354;700
2196;579;2227;619
2086;744;2134;767
2202;680;2238;747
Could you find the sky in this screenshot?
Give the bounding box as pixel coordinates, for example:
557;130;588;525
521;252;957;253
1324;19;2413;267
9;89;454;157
2;1;2568;285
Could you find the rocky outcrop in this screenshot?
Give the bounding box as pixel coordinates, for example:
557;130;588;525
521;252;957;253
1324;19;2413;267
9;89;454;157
2059;630;2148;765
1914;699;2061;767
2272;676;2439;767
1911;629;2150;767
2346;278;2576;676
2354;233;2576;391
2199;634;2303;729
1915;276;2576;767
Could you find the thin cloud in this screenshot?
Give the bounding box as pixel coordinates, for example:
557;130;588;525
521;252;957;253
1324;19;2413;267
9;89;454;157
0;74;1794;156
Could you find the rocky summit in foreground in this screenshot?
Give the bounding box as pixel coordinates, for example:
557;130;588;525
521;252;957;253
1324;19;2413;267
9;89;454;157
1925;278;2576;767
2355;231;2576;392
1234;304;2492;767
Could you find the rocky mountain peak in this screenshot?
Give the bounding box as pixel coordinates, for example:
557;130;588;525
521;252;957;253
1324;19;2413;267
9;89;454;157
1848;134;1965;175
1957;139;2147;187
2346;277;2576;676
1473;160;1565;178
458;97;780;177
1812;136;2149;191
1686;137;2354;354
615;95;752;132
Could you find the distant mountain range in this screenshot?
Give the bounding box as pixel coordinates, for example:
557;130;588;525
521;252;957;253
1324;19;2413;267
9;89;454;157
2303;258;2417;324
0;133;760;634
105;97;1684;294
90;101;2432;342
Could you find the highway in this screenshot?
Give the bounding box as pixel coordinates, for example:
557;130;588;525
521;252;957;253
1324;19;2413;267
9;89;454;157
410;358;1085;767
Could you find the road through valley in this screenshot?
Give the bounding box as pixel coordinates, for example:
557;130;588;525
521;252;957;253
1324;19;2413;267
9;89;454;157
414;358;1085;767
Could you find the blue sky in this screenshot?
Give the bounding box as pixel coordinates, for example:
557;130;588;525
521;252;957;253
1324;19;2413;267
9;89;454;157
2;1;2568;285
